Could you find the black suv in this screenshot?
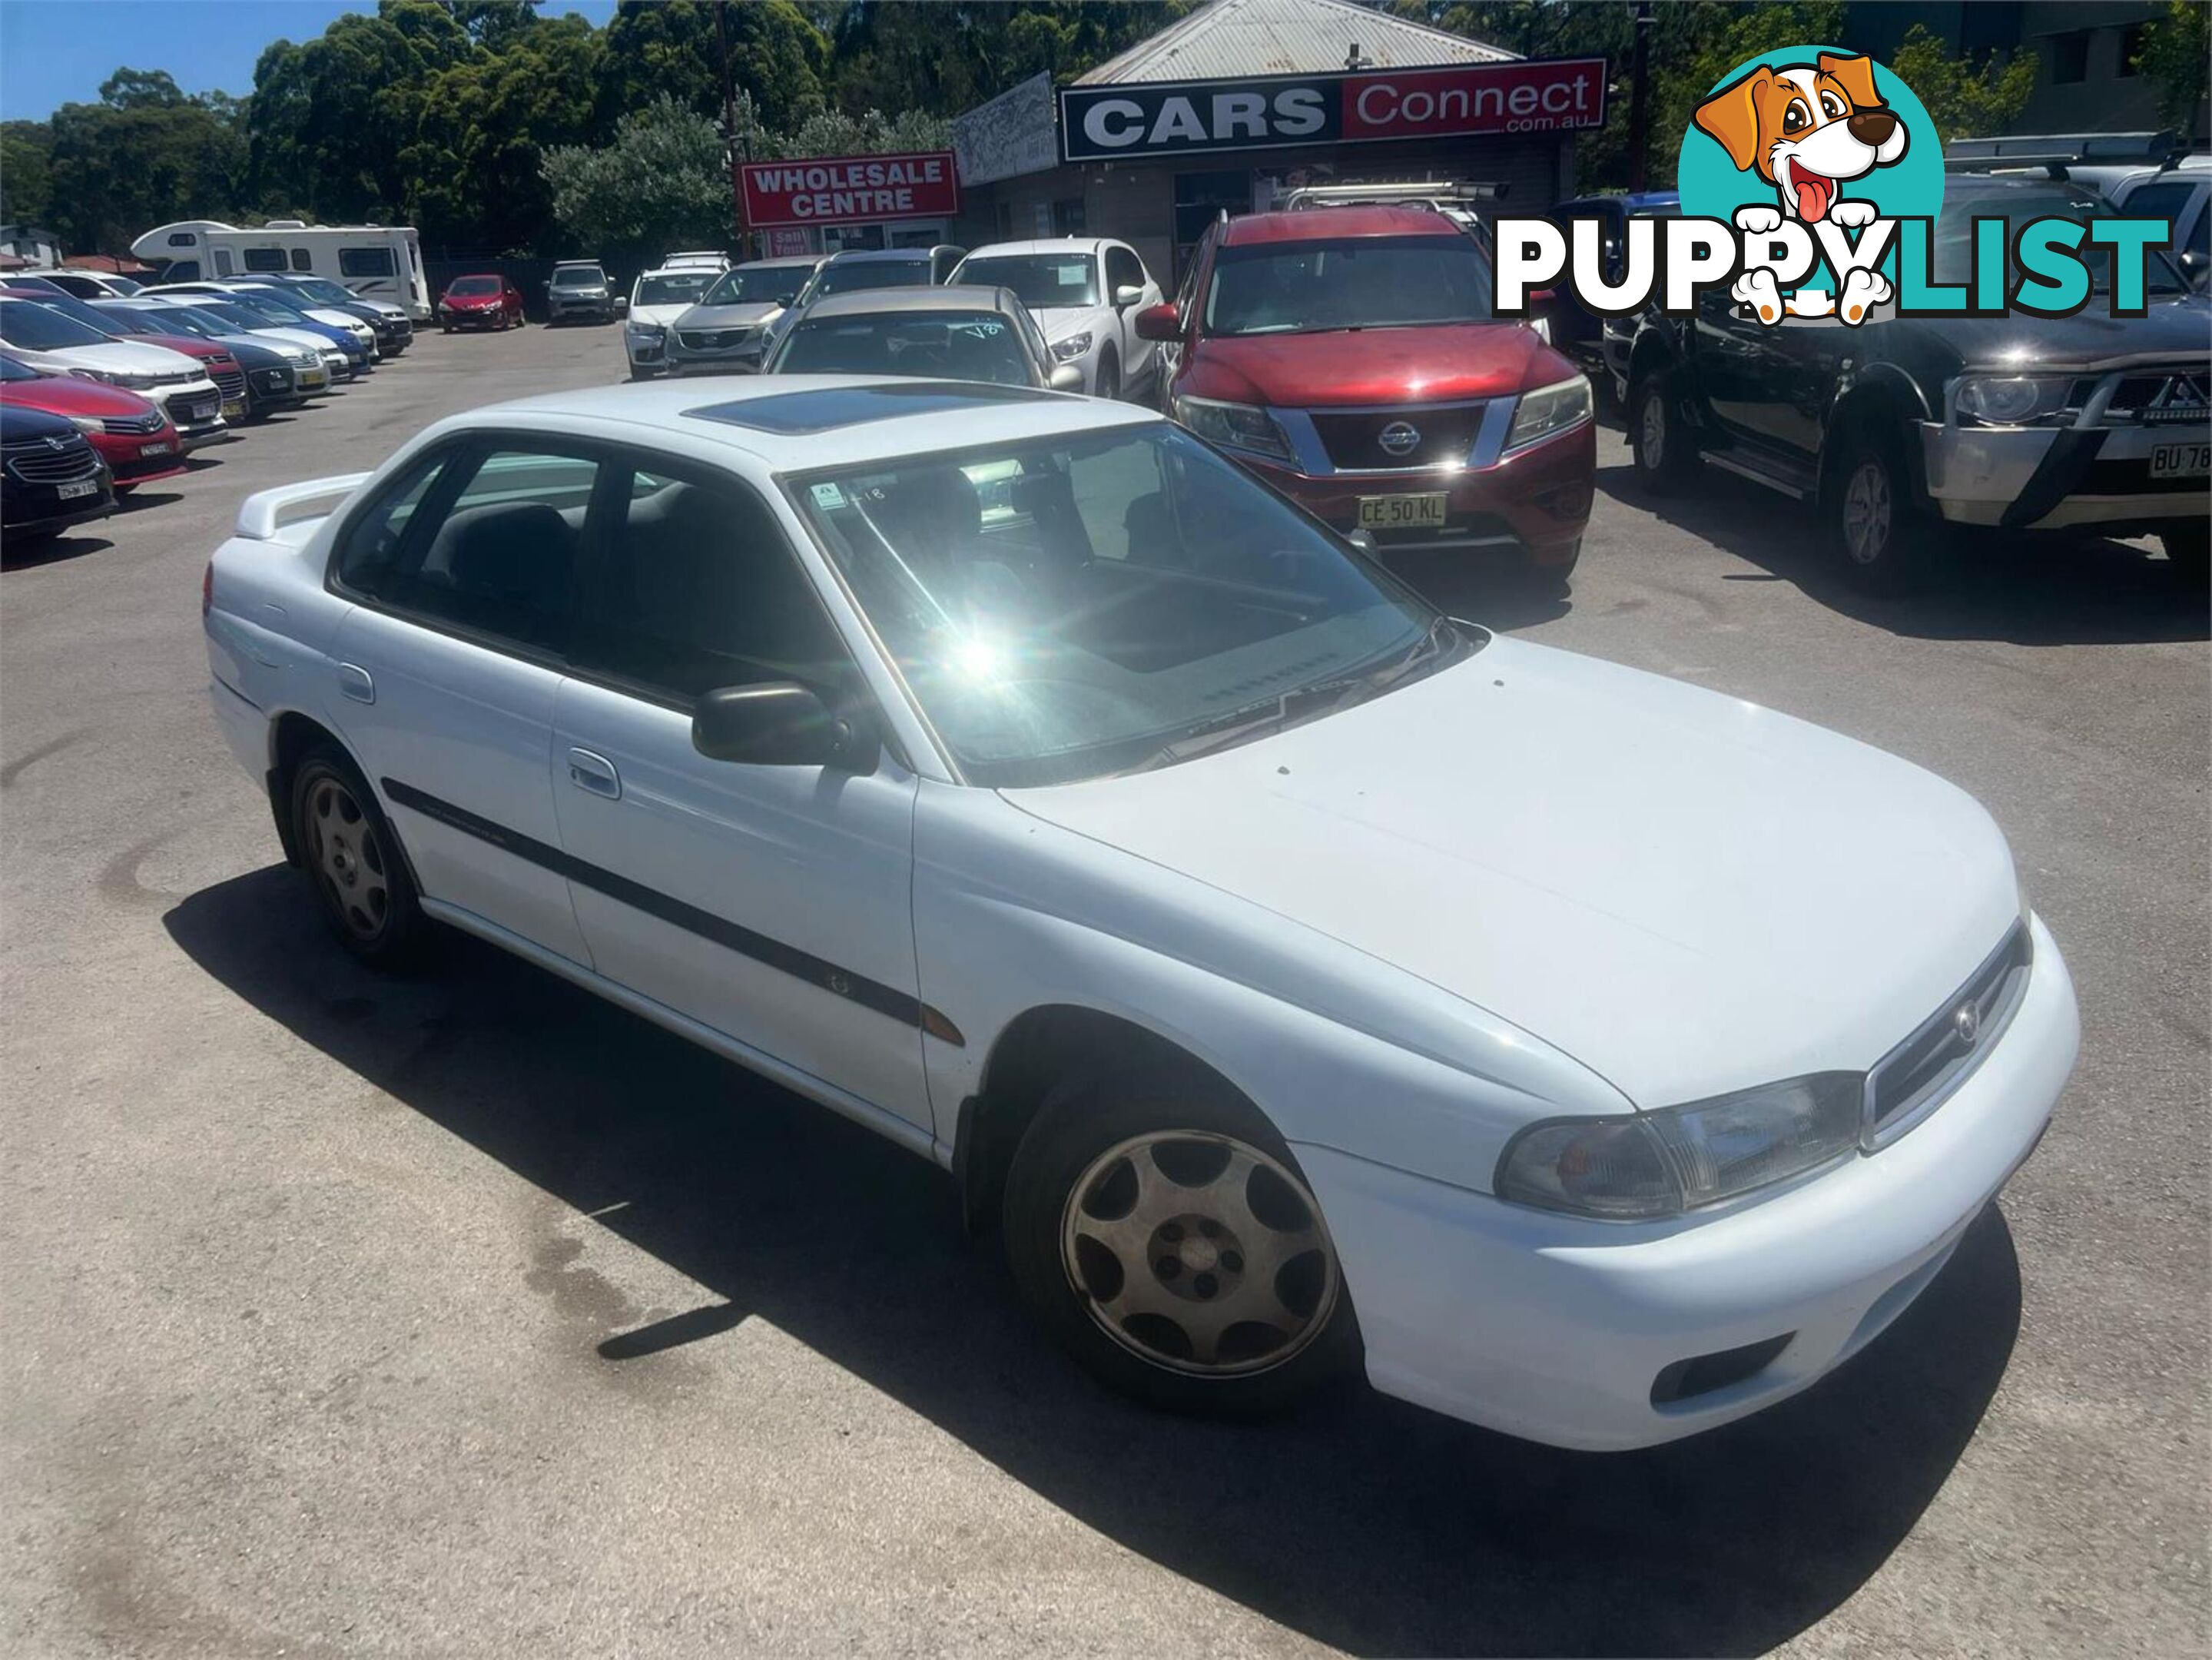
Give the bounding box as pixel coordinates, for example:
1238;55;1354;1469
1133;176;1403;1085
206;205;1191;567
1623;172;2210;586
2;404;116;541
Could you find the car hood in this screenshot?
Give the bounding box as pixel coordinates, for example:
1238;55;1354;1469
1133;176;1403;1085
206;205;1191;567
1186;322;1567;407
1033;304;1107;340
246;327;337;355
628;302;695;329
0;375;153;416
1002;636;2022;1108
673;301;778;329
445;293;503;307
1901;290;2212;369
16;340;203;377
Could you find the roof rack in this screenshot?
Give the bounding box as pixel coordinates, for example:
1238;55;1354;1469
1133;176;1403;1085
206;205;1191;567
1282;180;1510;211
1944;154;2078;178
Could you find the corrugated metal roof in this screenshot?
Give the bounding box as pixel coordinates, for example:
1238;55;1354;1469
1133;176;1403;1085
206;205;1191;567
1075;0;1514;85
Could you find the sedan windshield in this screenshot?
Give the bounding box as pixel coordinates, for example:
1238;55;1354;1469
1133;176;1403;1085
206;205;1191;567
117;304;210;337
0;352;45;382
953;254;1099;309
1205;234;1497;336
447;277;501;298
701;266;801;305
0;299;110;350
635;272;714;307
775;312;1034;385
813;260;931;298
287;277;359;305
194;301;281;334
1933;190;2190;294
791;424;1454;785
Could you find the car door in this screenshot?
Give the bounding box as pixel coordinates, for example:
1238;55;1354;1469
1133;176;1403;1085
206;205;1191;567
326;437;603;964
549;452;930;1132
1103;242;1160;391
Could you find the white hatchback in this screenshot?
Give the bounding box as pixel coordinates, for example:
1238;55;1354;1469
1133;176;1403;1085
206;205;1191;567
951;239;1164;400
203;377;2078;1450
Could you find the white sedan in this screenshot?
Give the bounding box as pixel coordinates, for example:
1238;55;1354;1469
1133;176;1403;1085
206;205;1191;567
202;377;2078;1450
951;238;1163;400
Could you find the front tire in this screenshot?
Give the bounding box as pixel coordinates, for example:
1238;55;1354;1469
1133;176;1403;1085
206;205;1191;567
1093;350;1119;402
1003;1068;1358;1417
289;745;429;968
1630;367;1696;494
1830;426;1935;591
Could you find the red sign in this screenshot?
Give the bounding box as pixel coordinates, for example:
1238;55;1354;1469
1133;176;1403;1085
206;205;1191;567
1343;58;1607;141
741;151;960;229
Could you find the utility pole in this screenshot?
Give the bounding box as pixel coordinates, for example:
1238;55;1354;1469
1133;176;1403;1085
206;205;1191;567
1627;1;1652;192
715;1;747;257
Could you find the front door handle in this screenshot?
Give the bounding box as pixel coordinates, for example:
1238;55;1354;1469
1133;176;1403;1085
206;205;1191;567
565;747;620;799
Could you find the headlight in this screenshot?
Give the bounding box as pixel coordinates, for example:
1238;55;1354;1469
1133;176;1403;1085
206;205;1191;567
1954;374;2078;426
1504;374;1593;453
1494;1073;1863;1220
68;414;103;433
1173;393;1293;461
626;322;664;340
1050;332;1093;362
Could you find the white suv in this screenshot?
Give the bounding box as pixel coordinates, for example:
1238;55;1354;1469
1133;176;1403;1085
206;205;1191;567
203;376;2076;1452
622;264;723;378
950;238;1163;399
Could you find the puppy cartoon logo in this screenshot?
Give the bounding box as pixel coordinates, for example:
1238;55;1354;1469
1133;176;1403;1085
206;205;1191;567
1693;54;1908;228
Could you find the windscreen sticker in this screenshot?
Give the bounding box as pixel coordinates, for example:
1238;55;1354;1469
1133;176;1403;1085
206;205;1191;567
810;482;847;510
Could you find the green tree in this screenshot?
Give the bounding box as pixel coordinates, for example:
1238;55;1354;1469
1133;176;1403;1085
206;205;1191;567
2134;0;2210;134
42;70;251;254
597;1;827;133
0;120;54;227
542;92;731;268
1889;25;2037;142
769;105;952;160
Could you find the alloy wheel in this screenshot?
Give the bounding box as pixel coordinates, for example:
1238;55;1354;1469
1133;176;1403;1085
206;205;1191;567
1639;387;1666;468
305;776;390;941
1060;1130;1339;1376
1842;458;1892;566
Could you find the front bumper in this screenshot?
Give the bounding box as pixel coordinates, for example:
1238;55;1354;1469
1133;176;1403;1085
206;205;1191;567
1922;420;2210;530
1295;911;2078;1452
1239;417;1595;564
667;336;766;376
625;331;668;371
2;476;115;533
92;432;187;485
550;296;614;320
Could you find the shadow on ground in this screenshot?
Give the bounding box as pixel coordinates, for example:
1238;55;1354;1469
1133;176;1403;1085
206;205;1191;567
167;868;2024;1658
1594;460;2209;647
2;528;116;569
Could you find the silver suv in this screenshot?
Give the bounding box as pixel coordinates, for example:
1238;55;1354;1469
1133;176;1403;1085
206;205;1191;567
547;262;615;324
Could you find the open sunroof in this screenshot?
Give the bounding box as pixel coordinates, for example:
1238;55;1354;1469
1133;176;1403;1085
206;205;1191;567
684;382;1053;436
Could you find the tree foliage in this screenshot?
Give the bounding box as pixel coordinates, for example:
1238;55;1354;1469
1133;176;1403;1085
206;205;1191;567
540;93;732;269
2133;0;2210;134
1889;25;2038;144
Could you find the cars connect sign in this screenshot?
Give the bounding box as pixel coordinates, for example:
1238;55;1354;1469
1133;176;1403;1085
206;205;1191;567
1059;58;1607;162
740;151;960;228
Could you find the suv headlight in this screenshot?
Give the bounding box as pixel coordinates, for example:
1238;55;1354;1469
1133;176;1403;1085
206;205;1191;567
1173;394;1293;461
1504;374;1593;453
1954;374;2078;427
68;414;104;433
627;321;664;340
1050;332;1093;362
1494;1073;1862;1220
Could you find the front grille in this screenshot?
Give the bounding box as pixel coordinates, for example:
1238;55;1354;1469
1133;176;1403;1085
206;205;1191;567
101;411;167;437
678;329;747;350
1863;921;2031;1150
2102;368;2209;425
3;440;102;483
1310;401;1488;470
211;366;247;403
161;390;220;428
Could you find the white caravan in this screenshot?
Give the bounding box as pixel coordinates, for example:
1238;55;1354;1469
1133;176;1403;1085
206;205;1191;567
131;221;432;320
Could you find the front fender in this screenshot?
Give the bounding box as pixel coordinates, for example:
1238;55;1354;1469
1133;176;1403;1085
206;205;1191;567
913;782;1633;1195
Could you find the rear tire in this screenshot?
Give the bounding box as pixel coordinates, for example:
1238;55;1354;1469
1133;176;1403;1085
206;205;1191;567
289;745;430;968
1830;425;1936;592
1630;367;1696;494
1003;1067;1359;1418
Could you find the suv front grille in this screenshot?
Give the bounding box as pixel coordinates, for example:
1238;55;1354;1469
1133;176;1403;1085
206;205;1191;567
101;411;167;437
2081;367;2210;425
679;329;748;350
4;439;101;483
1310;401;1488;470
1863;921;2031;1150
211;366;247;402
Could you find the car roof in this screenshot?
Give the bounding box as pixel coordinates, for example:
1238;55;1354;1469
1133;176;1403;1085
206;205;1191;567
735;255;822;270
959;239;1106;259
1222;204;1461;245
552;260;604;268
821;248;937;264
453;374;1157;472
798;284;1015;320
639;264;719;280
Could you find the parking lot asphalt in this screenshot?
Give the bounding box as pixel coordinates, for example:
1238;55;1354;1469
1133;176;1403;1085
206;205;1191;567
2;324;2204;1658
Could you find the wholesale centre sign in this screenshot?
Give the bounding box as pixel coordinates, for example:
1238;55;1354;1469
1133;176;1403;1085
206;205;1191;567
1059;57;1607;162
740;151;960;228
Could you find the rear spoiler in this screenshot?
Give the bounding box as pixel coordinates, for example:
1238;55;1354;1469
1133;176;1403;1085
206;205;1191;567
235;472;372;541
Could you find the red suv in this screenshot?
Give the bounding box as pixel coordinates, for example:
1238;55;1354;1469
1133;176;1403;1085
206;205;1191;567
1139;205;1594;586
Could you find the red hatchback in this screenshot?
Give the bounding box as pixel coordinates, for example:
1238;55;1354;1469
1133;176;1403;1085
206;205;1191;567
438;275;526;332
0;350;184;490
1139;205;1594;586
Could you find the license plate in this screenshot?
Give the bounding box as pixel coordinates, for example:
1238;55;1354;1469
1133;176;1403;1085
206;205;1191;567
188;402;216;422
1358;493;1449;530
139;442;174;458
300;370;327;388
57;480;98;500
222;399;245;421
2151;440;2209;480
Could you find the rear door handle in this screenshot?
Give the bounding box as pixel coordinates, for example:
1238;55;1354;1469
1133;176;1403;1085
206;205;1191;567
337;662;374;704
565;747;620;799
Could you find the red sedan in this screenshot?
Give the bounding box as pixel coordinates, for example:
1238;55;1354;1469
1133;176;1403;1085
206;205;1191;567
0;350;185;490
438;275;526;332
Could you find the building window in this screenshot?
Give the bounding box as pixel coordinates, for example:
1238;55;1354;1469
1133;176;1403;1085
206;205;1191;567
2117;23;2147;76
2051;30;2091;85
1052;197;1086;235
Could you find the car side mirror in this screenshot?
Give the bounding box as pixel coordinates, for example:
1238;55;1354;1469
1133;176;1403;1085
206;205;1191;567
1046;362;1086;392
777;293;795;307
1346;527;1380;556
1134;301;1181;341
614;295;628;314
1113;284;1145;310
692;682;874;770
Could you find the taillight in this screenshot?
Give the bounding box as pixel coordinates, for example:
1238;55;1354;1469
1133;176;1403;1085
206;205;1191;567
201;560;213;619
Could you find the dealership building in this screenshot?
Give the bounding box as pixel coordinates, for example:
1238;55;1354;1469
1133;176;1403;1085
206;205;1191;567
950;0;1605;285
